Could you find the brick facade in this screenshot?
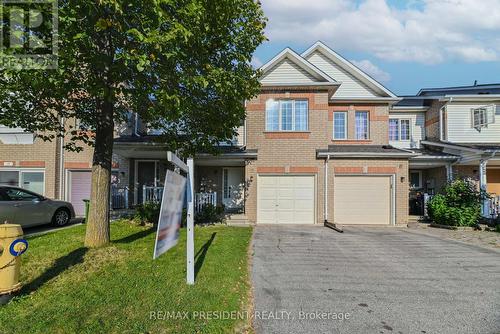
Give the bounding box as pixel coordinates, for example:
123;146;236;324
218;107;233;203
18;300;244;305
244;89;409;225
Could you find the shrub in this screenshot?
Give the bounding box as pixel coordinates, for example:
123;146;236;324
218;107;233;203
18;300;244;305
134;201;161;225
194;204;225;225
427;179;485;227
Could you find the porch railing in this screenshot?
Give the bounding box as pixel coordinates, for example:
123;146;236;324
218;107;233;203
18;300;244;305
195;192;217;213
143;186;164;204
487;195;500;219
111;185;129;209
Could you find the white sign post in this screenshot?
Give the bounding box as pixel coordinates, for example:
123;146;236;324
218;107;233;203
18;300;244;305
153;170;186;259
166;151;195;285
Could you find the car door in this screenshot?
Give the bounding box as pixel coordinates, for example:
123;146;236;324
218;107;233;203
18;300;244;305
0;188;18;224
4;188;48;227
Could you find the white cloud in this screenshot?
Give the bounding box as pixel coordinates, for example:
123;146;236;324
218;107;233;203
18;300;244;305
351;59;391;82
260;0;500;64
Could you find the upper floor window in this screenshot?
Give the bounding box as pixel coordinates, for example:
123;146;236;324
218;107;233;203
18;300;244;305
355;111;369;140
389;119;411;141
265;99;308;131
333;112;347;140
471;105;496;130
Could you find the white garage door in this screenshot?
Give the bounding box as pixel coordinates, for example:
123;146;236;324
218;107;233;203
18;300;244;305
68;171;92;216
257;175;315;224
334;176;392;225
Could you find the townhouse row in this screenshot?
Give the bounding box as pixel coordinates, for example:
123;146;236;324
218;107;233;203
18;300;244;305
1;42;499;224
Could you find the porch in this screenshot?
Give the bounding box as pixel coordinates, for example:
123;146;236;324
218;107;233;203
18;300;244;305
112;140;256;215
409;150;500;219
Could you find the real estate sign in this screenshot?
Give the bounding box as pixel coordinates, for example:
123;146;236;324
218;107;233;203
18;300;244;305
153;170;187;259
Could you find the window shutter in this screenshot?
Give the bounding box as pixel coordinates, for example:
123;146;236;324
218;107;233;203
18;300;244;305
487;105;495;124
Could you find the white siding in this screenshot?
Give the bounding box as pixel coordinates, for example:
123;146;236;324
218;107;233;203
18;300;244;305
389;112;426;149
260;58;318;85
305;51;378;98
446;102;500;143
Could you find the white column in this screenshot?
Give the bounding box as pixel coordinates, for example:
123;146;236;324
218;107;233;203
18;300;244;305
186;158;195;285
479;159;489;217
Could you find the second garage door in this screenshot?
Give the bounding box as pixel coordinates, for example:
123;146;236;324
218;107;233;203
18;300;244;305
68;170;92;216
257;175;315;224
334;175;392;225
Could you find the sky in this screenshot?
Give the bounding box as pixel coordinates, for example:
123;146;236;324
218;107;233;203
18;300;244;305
253;0;500;96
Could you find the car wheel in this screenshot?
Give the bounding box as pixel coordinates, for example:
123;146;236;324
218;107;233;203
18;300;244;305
52;208;70;227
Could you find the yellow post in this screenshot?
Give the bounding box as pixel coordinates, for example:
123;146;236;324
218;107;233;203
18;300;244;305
0;224;27;304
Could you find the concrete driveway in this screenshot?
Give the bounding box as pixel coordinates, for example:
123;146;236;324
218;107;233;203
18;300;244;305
252;225;500;334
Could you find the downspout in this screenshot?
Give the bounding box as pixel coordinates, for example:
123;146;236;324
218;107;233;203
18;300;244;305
323;154;343;233
58;117;65;200
324;155;329;223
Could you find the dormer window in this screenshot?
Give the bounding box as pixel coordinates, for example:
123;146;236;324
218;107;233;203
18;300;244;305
472;105;496;130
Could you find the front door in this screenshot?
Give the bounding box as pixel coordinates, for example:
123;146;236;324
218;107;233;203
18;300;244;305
222;168;244;210
136;161;157;204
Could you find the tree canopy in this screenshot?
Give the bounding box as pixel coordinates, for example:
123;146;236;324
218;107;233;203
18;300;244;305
0;0;266;246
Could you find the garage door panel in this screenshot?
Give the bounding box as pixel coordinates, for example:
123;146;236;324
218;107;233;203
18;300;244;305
68;171;92;217
258;175;315;224
334;176;391;225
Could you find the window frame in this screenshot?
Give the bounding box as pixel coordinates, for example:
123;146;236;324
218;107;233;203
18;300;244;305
471;105;496;130
389;118;412;142
0;168;45;195
355;111;370;140
409;170;422;189
333;112;348;140
265;99;309;132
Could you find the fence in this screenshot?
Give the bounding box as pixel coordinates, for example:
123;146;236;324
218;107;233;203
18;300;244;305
111;185;129;209
195;192;217;213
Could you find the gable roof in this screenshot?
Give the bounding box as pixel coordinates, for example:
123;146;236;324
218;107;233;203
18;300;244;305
259;47;339;87
301;41;397;99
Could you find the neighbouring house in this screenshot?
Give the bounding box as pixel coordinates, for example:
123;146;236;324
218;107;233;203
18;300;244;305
396;84;500;219
1;42;499;223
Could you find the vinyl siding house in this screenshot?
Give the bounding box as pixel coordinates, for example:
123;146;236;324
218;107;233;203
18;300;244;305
395;84;500;219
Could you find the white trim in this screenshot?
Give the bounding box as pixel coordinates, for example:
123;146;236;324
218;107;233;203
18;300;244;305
332;111;348;140
301;41;398;98
421;140;485;153
134;159;159;205
318;152;418;158
0;167;46;196
391;106;430;111
355;111;370;140
265;99;309;132
389;118;412;142
409;170;423;189
65;168;92;204
260;47;337;84
439;94;500;102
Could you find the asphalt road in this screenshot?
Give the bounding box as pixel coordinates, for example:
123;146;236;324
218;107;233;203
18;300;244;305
252;225;500;334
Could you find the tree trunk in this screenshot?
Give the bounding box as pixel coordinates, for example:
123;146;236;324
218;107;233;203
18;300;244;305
84;99;114;247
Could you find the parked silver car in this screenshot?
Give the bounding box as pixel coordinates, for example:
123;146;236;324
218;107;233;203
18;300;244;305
0;186;75;228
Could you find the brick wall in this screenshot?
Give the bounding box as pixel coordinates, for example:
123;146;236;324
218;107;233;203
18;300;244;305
244;89;408;225
0;136;59;198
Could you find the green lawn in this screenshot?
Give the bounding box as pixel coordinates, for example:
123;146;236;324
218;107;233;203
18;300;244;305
0;221;253;333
